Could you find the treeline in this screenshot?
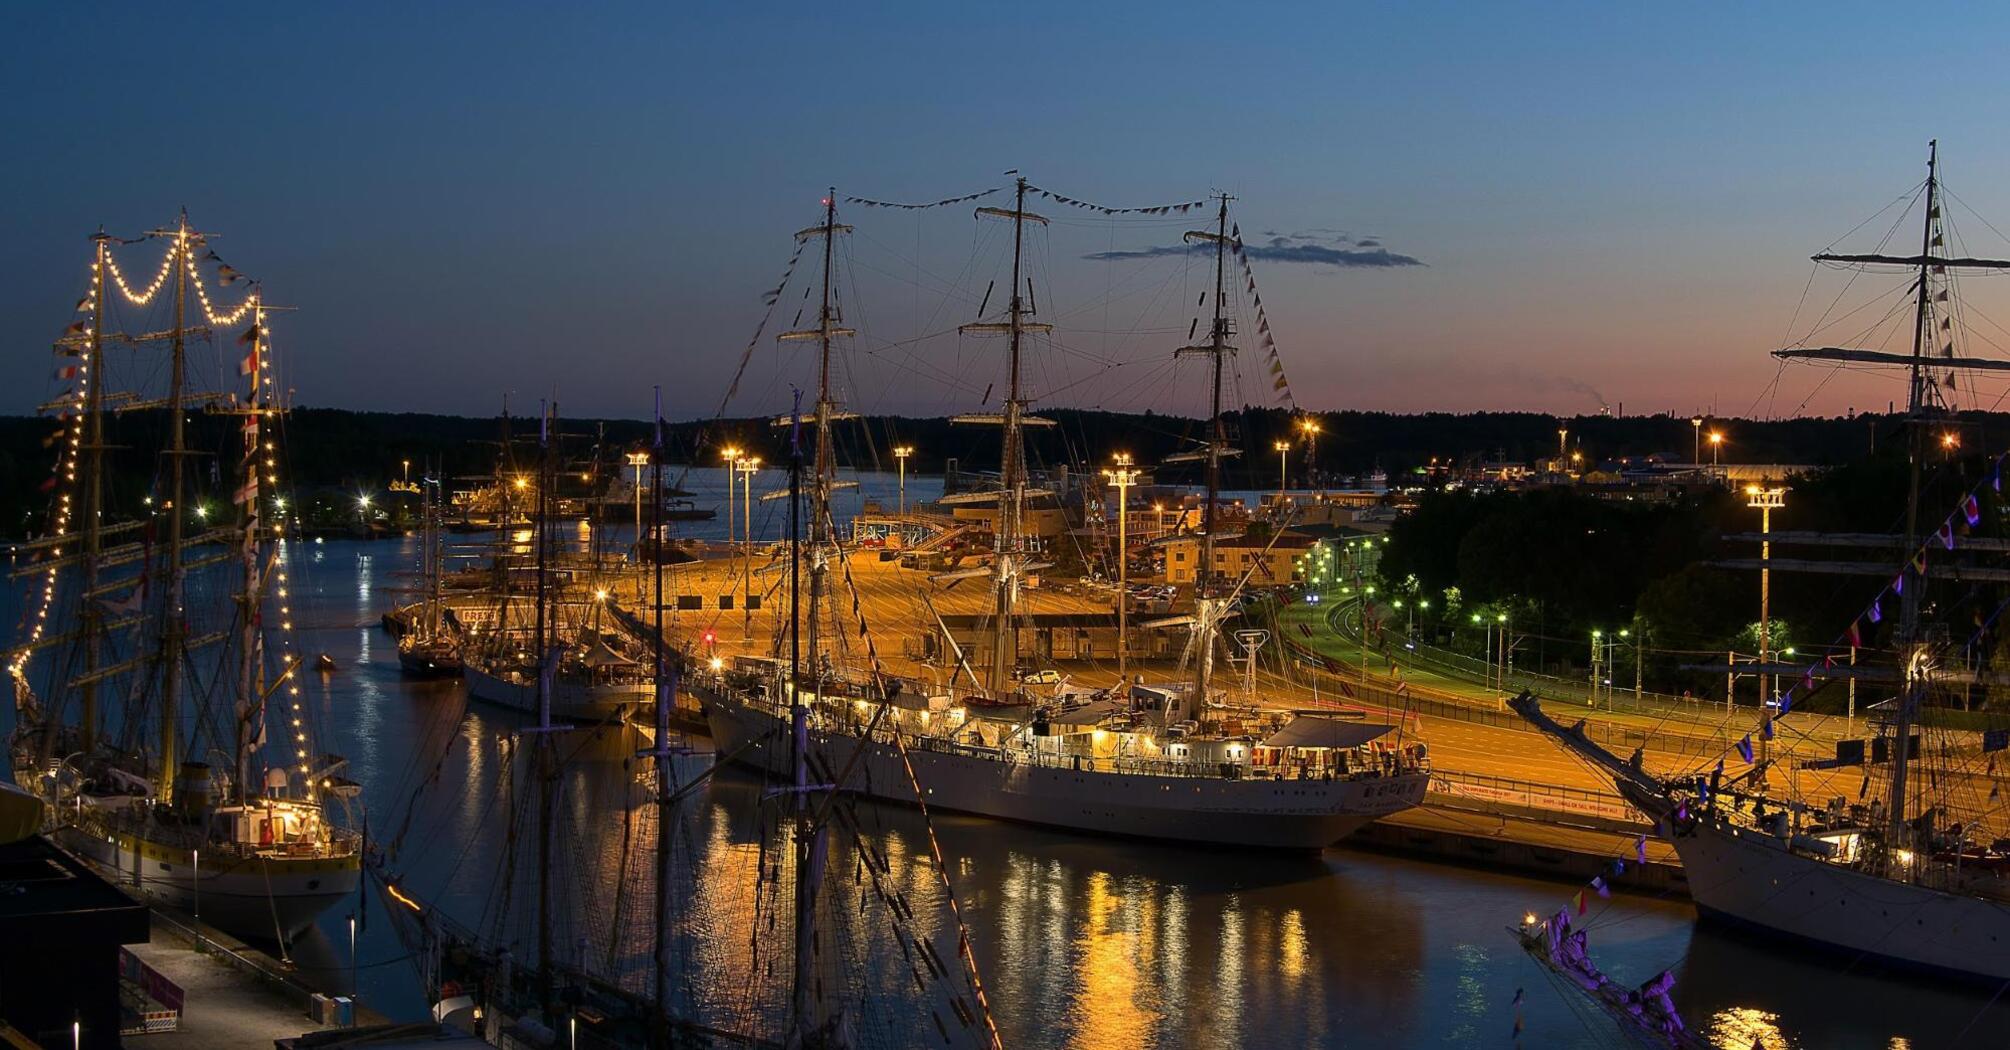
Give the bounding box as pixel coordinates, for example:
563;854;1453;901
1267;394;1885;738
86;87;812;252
1373;448;2007;707
1;403;2003;540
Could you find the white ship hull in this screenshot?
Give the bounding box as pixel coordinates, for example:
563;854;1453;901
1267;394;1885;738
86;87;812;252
463;663;653;722
55;824;358;941
1665;812;2010;983
700;687;1426;851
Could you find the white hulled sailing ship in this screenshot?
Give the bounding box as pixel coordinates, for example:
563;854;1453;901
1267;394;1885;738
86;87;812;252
8;217;360;941
1515;143;2010;982
699;181;1428;851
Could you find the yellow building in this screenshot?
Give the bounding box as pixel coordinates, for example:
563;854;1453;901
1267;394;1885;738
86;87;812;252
1163;529;1314;585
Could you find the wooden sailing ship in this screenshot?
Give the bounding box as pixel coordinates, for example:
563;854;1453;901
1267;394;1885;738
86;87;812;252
7;215;361;942
697;179;1429;851
1514;142;2010;982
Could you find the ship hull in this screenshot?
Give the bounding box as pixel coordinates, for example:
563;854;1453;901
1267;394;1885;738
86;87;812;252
55;825;358;941
1664;814;2010;983
463;662;652;722
397;646;464;677
700;687;1425;851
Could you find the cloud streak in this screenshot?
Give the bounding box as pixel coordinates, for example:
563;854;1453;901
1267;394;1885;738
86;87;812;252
1085;229;1424;269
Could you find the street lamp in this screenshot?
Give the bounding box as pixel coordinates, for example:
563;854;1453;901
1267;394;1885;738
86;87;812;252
1298;417;1322;497
1709;430;1724;470
1104;454;1141;684
893;445;914;516
1690;417;1704;466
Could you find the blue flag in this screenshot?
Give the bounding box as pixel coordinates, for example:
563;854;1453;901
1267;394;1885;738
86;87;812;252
1737;735;1755;763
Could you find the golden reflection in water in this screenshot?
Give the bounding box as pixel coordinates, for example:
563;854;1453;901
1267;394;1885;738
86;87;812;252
1710;1005;1790;1049
1278;908;1307;980
1072;870;1156;1050
1217;895;1246;1037
1160;884;1187;1001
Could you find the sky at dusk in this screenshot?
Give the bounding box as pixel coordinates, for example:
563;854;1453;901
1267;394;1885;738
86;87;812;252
10;3;2010;424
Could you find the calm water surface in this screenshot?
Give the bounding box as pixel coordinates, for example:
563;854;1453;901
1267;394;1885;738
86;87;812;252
8;474;2009;1048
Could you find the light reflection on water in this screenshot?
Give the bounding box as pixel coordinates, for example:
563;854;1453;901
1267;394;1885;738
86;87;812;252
8;524;2010;1048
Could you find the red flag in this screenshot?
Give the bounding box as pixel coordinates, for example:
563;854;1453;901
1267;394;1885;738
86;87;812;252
239;351;257;376
1573;888;1588;915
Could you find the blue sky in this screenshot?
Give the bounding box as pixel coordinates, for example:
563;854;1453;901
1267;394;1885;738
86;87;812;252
7;2;2010;422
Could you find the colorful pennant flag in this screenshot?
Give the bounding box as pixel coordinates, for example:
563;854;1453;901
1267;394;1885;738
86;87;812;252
1736;736;1755;763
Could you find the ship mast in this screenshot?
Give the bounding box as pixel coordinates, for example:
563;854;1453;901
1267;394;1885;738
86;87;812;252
79;232;110;754
648;389;675;1040
777;192;856;676
1176;194;1237;719
783;401;820;1036
534;399;556;1016
1888;141;1941;859
956;176;1054;697
157;214;192;800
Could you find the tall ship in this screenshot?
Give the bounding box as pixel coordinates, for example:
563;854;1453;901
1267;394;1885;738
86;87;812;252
396;463;464;676
459;403;657;722
697;180;1429;851
6;216;360;941
1515;142;2010;982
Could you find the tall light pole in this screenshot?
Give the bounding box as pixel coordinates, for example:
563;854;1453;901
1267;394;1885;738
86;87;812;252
626;451;649;541
1690;417;1703;466
737;456;761;633
1298;417;1322;498
1497;611;1509;698
1709;430;1724;470
1105;454;1140;685
1624;624;1640;700
893;445;914;517
1273;440;1290;508
1591;628;1603;708
1556;425;1568;467
721;446;741;556
1747;484;1785;723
